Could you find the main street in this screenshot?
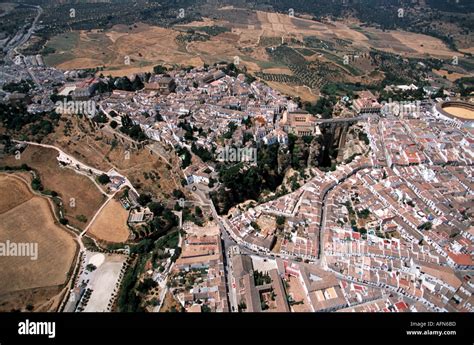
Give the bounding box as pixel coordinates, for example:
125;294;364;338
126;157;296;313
185;181;268;312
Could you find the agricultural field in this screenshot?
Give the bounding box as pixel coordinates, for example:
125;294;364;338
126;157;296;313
88;199;130;244
432;69;471;82
0;173;32;213
42;8;464;102
1;146;106;230
45;23;203;75
0;174;77;312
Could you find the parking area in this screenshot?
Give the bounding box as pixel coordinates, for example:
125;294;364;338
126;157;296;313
80;253;127;312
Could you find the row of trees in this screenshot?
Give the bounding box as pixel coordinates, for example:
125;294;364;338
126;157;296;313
96;75;144;94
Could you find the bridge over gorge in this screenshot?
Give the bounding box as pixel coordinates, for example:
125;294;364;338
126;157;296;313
314;113;374;125
314;113;376;166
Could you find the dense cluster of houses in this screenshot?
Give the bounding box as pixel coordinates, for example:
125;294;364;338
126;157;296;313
225;113;473;312
170;223;229;312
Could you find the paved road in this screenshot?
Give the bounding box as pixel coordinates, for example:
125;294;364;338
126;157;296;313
6;4;42;60
186;181;266;312
316;163;373;260
6;4;43;89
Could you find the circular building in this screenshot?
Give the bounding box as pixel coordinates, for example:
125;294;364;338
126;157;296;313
434;100;474;128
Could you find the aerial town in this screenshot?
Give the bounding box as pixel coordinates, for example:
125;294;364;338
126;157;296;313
0;0;473;321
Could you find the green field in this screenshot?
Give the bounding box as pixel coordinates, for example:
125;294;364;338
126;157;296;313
43;52;75;66
45;31;79;52
43;32;80;66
